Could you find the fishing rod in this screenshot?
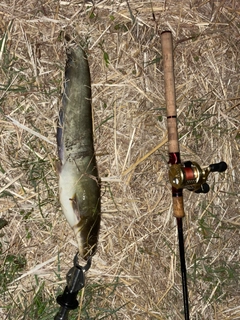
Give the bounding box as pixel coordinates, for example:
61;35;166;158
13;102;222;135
160;31;227;319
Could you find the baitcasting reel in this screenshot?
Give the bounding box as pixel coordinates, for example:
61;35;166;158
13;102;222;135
169;161;227;193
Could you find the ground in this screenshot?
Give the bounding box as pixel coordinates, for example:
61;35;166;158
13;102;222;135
0;1;239;319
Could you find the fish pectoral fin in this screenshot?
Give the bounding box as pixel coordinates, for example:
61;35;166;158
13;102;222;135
70;193;81;222
55;160;62;175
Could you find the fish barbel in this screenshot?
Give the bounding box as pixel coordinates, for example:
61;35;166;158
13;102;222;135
57;46;101;260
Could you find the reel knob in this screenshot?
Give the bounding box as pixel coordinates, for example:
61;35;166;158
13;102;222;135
209;161;227;173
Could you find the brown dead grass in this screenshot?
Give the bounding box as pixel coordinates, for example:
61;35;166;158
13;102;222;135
0;0;239;319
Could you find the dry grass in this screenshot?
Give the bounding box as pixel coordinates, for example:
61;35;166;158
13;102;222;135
0;0;239;319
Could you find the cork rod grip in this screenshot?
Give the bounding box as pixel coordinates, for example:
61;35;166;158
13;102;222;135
161;31;180;155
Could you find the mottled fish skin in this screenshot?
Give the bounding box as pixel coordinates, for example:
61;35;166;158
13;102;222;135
57;46;101;260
